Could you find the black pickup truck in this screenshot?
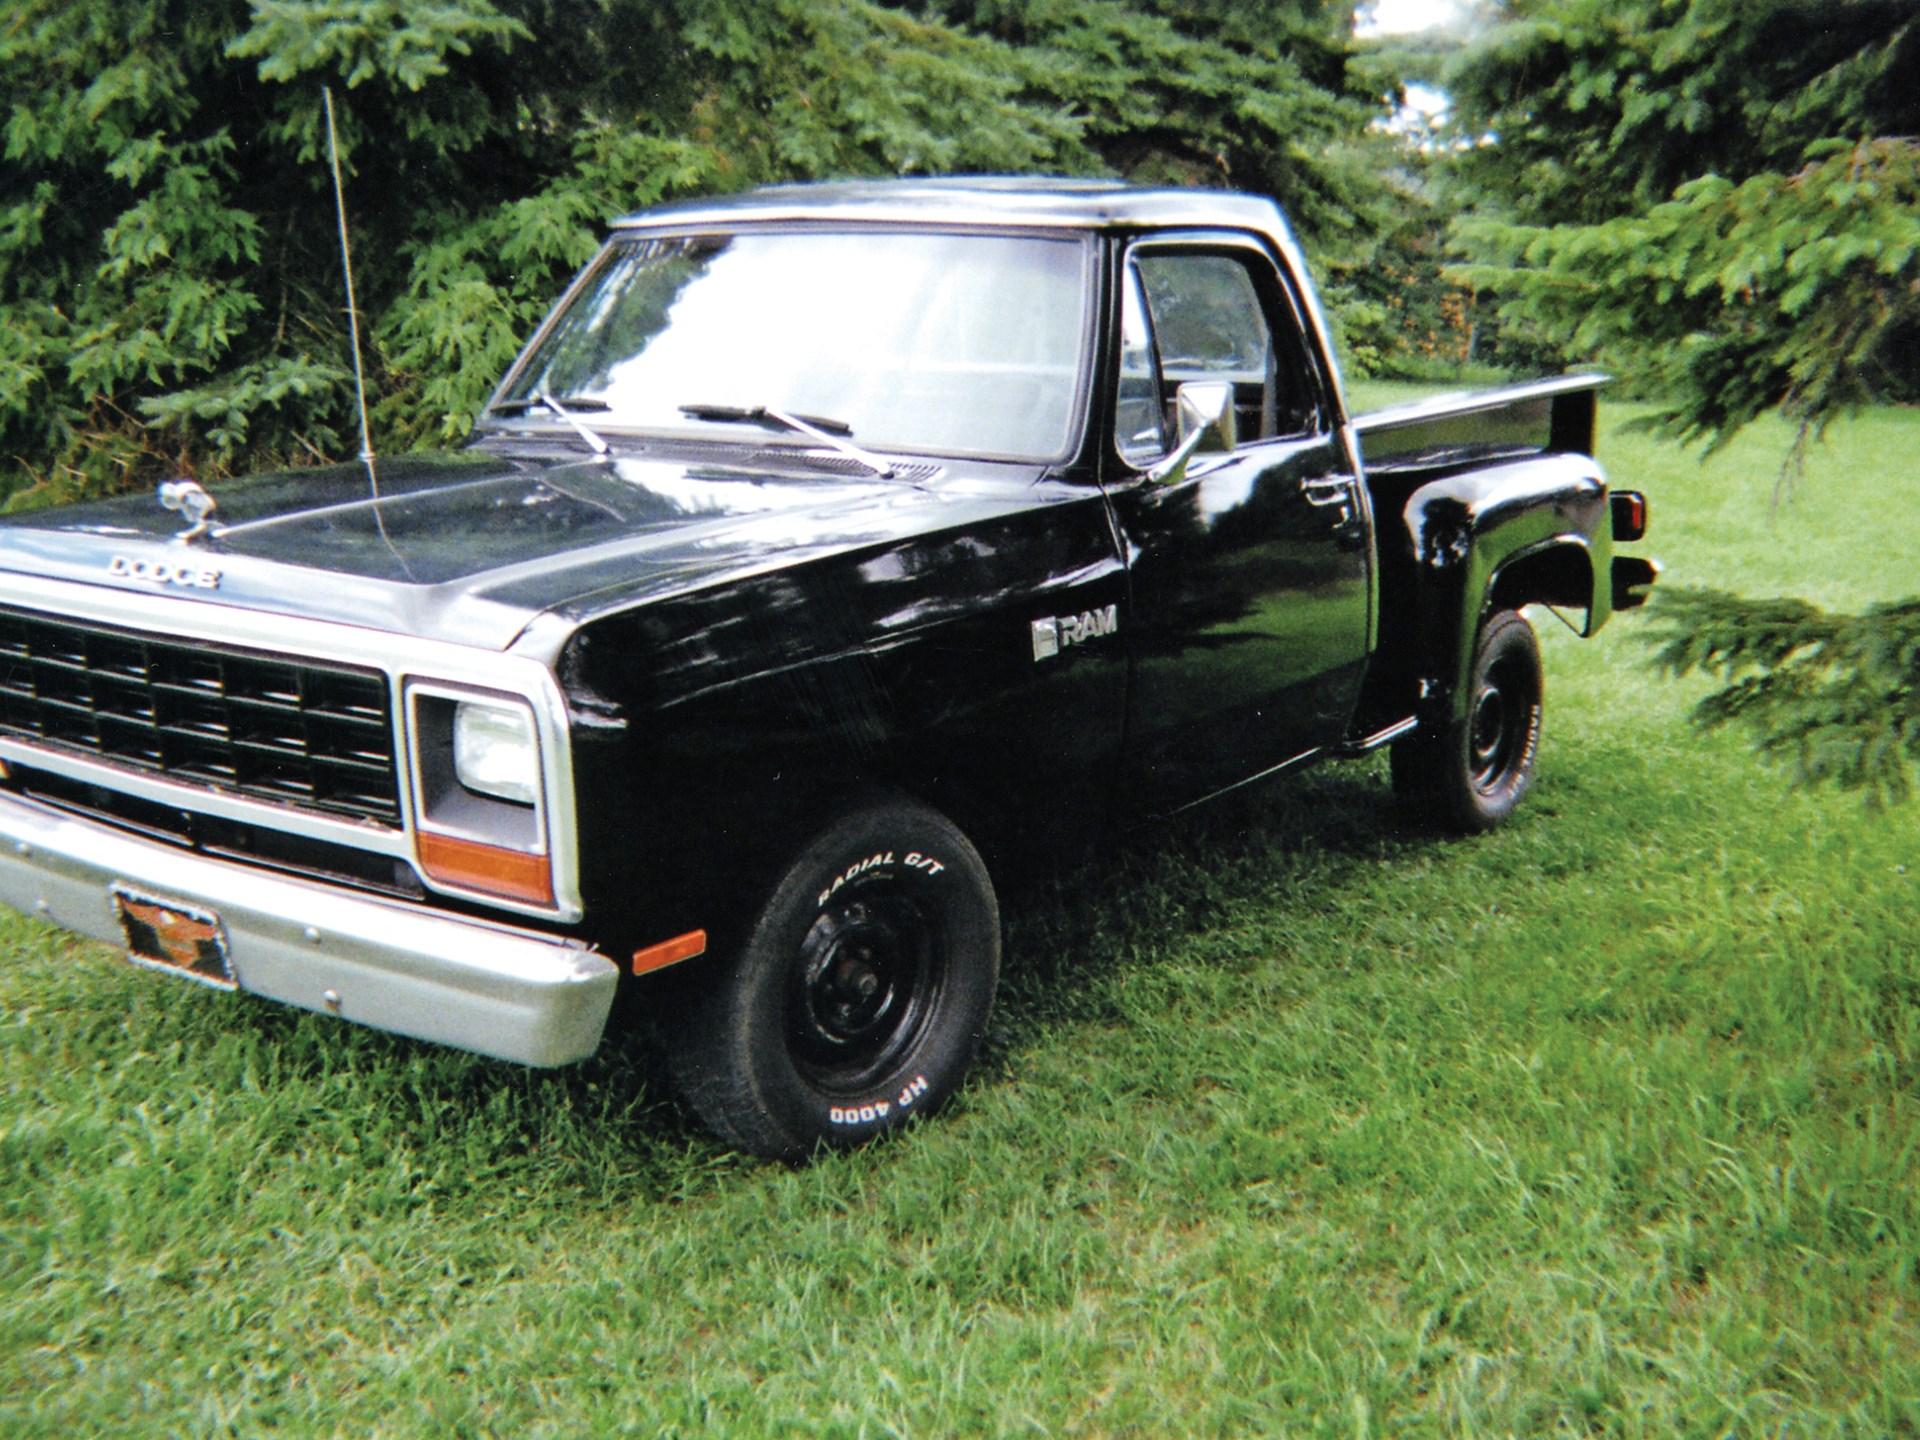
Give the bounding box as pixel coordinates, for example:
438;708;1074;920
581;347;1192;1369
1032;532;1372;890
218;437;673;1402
0;179;1654;1158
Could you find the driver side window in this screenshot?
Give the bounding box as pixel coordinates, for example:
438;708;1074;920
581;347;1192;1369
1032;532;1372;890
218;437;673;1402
1114;245;1321;462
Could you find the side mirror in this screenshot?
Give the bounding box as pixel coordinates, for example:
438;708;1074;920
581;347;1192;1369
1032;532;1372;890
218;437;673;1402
1147;381;1237;483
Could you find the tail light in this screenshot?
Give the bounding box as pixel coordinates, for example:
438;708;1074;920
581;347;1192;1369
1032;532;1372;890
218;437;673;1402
1611;490;1648;542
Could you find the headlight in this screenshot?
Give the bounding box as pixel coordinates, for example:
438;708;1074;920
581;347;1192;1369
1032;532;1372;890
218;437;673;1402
453;699;540;805
407;685;554;911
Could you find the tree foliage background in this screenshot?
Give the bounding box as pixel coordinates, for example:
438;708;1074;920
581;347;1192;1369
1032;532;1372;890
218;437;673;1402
1443;0;1920;803
7;0;1915;798
1446;0;1918;451
0;0;1403;507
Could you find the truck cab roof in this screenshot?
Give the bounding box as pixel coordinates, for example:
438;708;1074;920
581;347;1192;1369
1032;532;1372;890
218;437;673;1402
610;175;1299;239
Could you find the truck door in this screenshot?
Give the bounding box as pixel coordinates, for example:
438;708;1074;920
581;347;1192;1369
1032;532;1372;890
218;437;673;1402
1107;235;1372;814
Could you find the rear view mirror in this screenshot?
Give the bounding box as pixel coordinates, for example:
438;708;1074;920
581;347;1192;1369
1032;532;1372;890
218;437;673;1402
1148;381;1237;482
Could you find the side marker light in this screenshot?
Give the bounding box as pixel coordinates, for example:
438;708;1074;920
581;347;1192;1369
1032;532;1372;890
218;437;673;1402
632;930;708;976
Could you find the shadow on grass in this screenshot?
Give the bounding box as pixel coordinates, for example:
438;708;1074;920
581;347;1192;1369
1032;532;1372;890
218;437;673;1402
71;756;1445;1193
989;756;1421;1041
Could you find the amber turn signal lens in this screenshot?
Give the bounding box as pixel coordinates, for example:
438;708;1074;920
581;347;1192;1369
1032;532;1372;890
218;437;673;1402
416;831;554;907
632;930;708;976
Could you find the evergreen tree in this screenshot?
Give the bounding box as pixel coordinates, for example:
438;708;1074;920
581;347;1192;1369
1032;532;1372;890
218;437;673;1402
1446;0;1920;803
1447;0;1918;448
0;0;1396;502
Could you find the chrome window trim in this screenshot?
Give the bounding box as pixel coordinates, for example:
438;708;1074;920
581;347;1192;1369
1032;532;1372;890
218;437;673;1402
0;571;583;923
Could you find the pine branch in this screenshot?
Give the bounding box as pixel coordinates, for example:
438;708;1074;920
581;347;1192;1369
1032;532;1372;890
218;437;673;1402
1645;586;1920;807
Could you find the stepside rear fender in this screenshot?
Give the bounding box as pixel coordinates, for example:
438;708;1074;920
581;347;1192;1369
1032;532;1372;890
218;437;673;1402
1401;453;1613;724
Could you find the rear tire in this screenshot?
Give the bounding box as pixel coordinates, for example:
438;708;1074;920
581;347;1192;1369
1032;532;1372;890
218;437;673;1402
663;798;1000;1161
1392;608;1543;833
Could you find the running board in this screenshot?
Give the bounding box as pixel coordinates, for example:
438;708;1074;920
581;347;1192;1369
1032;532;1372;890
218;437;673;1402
1340;715;1418;756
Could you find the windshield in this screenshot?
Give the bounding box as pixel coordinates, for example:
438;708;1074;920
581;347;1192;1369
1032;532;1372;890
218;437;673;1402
491;230;1092;462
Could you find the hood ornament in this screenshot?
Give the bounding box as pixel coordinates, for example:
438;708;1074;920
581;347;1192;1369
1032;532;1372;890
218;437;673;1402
157;480;217;542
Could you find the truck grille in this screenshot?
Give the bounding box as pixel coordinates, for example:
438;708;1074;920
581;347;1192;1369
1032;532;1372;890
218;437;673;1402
0;608;400;826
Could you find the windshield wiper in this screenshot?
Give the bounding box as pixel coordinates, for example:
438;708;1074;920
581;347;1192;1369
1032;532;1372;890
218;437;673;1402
678;403;896;479
536;389;609;455
486;391;612;456
487;393;611;414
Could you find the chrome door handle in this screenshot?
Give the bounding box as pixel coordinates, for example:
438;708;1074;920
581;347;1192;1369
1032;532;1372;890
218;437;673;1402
1300;476;1355;506
1301;475;1357;528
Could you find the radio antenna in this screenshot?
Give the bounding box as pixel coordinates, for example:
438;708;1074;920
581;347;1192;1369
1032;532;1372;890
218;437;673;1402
323;87;377;469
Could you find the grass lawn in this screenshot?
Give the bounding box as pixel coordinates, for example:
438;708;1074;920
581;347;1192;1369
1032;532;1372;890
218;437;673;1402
2;399;1916;1436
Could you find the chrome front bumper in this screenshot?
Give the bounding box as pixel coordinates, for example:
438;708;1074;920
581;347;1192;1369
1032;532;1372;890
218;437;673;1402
0;790;618;1066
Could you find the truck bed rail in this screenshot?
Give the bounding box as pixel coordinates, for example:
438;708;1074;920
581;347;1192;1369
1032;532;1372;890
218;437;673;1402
1351;374;1608;474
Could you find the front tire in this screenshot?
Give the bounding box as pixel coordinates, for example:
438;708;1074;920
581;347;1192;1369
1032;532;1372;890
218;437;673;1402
1392;608;1543;833
663;798;1000;1160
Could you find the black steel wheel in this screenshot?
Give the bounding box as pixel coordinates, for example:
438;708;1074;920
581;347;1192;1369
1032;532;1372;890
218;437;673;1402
788;886;940;1091
1392;608;1543;833
663;798;999;1160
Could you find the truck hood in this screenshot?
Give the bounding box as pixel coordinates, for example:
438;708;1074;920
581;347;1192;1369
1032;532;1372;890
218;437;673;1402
0;449;1047;652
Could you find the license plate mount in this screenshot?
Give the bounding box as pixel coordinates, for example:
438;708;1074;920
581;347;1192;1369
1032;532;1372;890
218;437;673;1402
111;884;236;991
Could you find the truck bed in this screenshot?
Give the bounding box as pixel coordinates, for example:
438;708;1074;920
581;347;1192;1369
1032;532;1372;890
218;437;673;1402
1350;374;1607;479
